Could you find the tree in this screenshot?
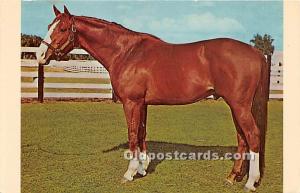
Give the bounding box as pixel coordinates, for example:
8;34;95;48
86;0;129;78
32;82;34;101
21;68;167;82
21;33;94;60
21;34;43;47
250;34;275;56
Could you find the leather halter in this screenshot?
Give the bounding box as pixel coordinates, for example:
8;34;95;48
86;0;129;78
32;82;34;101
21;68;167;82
41;17;77;62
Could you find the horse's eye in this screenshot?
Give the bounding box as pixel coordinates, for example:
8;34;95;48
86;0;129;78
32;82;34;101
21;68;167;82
60;28;67;32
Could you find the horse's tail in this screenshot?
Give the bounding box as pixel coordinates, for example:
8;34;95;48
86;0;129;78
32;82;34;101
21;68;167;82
251;55;271;178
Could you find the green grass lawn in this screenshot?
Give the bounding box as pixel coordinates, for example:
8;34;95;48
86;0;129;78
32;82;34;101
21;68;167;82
269;90;283;94
21;100;282;193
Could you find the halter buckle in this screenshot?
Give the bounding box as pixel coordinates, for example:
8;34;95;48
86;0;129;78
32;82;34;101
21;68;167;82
71;24;76;33
69;33;74;42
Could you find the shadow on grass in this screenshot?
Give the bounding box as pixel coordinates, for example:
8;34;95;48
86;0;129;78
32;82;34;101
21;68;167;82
103;141;237;174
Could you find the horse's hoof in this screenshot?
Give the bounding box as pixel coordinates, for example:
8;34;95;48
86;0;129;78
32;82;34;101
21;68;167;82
137;166;147;176
235;174;246;182
224;178;234;186
137;170;147;176
244;186;251;192
244;185;256;192
121;173;134;184
225;173;235;186
121;177;131;184
254;178;261;187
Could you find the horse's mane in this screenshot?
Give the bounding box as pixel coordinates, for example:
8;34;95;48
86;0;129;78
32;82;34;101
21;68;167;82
76;15;162;41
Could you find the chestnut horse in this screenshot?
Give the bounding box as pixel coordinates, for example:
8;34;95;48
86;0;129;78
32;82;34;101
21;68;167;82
37;6;270;191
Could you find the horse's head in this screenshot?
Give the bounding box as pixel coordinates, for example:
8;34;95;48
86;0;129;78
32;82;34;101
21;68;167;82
37;5;77;65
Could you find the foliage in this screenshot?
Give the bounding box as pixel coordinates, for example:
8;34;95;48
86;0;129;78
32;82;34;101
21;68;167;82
21;33;94;60
21;34;43;59
250;34;275;56
21;33;42;47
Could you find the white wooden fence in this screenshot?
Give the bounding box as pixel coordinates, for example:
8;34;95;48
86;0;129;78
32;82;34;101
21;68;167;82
21;47;283;101
21;47;112;100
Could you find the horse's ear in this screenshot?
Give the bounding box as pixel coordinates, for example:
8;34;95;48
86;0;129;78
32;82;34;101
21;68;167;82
64;5;71;16
53;5;61;16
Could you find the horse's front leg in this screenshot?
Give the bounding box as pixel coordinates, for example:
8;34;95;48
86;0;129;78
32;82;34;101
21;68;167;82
122;100;144;181
137;105;150;176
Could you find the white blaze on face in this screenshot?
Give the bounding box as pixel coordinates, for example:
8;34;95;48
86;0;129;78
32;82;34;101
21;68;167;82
36;20;60;65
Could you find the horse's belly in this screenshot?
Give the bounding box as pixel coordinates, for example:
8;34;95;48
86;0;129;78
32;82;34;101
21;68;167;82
145;85;214;105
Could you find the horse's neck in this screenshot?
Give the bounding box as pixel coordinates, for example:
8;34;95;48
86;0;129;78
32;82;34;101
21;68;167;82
75;17;141;72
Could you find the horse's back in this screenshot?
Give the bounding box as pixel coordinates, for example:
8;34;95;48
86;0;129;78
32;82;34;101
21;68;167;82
117;37;264;105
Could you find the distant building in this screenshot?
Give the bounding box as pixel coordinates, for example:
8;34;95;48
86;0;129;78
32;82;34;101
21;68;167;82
272;50;283;66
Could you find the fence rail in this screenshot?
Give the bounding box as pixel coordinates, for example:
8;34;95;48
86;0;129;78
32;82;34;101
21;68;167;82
21;82;112;89
21;47;89;55
21;92;112;99
21;47;283;101
21;71;110;79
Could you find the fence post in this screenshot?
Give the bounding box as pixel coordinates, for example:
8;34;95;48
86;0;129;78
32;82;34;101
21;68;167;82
266;55;271;101
38;64;44;103
112;89;117;103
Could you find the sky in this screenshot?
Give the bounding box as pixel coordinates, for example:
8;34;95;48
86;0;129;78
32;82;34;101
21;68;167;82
21;0;283;51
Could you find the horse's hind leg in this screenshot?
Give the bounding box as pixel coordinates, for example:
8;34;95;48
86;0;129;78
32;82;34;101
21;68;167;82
229;103;261;192
226;112;249;184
